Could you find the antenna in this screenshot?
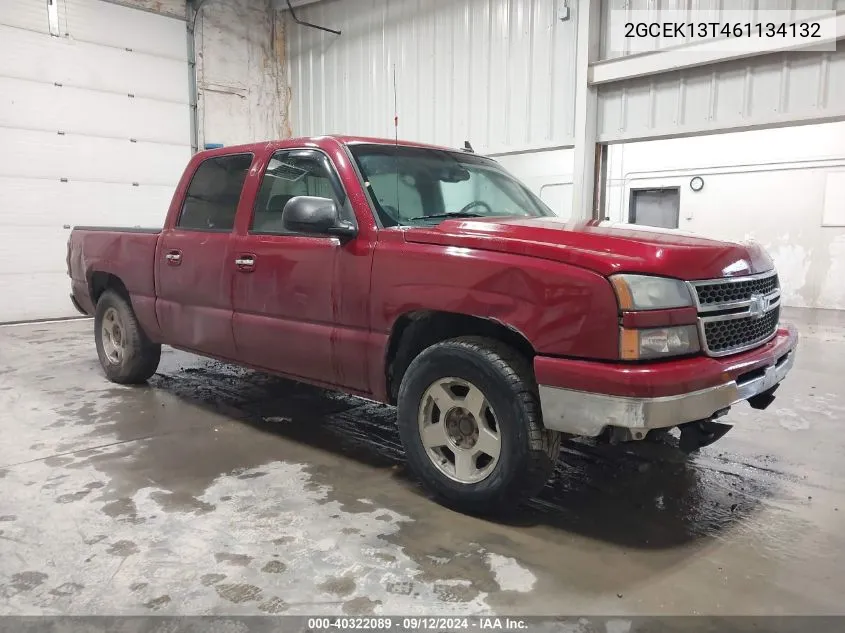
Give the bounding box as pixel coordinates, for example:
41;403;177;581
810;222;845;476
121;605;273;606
393;64;399;147
392;64;400;221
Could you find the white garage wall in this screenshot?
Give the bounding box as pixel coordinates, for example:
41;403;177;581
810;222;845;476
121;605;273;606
286;0;577;154
494;150;574;220
119;0;290;148
0;0;289;322
0;0;192;322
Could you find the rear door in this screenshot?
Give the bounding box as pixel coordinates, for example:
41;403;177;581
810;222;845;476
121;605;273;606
229;148;371;391
155;153;254;358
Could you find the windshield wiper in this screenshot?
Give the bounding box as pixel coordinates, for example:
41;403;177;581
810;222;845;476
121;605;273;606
407;211;484;221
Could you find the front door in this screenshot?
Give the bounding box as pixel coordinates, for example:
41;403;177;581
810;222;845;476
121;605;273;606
230;148;370;391
155;152;254;358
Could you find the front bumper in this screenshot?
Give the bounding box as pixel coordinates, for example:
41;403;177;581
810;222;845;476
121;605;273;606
536;324;798;438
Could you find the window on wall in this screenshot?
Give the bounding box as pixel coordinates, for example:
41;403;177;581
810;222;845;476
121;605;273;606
629;187;680;229
178;154;253;231
251;150;344;234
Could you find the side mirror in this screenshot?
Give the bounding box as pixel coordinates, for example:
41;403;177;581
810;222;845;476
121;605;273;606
282;196;357;239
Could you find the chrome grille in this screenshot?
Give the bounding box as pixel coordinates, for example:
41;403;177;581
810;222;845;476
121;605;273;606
690;270;781;357
695;274;779;308
703;307;780;354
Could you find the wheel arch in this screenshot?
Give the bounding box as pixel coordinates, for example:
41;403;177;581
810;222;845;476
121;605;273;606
384;310;536;405
88;271;130;305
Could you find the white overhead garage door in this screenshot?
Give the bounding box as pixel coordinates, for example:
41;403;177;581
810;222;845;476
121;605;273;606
0;0;191;322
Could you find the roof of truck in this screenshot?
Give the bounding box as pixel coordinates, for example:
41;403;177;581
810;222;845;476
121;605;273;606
333;135;467;151
195;135;476;158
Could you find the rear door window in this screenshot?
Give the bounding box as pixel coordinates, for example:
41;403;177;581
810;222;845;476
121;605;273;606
178;154;253;231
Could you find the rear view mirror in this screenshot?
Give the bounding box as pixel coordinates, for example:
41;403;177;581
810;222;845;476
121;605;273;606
439;167;471;183
282;196;357;239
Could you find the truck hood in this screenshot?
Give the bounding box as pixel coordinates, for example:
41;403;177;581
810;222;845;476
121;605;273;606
402;216;774;280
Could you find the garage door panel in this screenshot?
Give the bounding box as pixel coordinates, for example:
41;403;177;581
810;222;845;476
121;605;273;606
0;0;49;33
0;77;190;146
63;0;187;61
0;178;174;228
0;128;190;185
0;26;188;104
0;273;77;322
0;226;73;278
0;1;191;322
0;272;77;322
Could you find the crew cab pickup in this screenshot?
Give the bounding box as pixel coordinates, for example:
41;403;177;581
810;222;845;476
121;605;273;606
67;136;798;512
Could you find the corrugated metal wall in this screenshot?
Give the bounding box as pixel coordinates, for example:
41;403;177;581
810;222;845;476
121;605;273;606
286;0;577;152
597;41;845;142
599;0;845;60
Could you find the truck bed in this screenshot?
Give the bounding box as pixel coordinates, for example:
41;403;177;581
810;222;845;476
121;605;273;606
71;226;162;234
67;226;161;322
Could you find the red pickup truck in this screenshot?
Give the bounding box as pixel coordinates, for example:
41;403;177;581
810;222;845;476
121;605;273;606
67;135;798;513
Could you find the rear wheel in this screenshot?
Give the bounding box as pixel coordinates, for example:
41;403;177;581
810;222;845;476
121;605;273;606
397;336;560;514
94;290;161;384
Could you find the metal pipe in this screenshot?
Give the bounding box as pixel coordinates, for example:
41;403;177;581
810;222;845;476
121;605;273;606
285;0;340;35
186;18;199;154
187;0;215;154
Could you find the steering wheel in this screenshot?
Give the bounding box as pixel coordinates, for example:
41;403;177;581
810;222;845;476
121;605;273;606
459;200;493;215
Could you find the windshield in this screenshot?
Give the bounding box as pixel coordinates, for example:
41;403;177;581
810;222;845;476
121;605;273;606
348;144;553;227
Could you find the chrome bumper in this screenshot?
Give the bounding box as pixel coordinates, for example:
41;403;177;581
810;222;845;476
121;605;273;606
538;349;796;438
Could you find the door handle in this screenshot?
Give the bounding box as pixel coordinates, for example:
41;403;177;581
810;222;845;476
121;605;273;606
165;250;182;266
235;255;256;271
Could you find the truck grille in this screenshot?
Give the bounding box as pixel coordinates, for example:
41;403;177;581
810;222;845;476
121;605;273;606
703;307;781;354
695;274;779;307
690;270;781;357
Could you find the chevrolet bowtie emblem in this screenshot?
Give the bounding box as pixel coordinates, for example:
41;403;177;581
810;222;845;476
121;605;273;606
748;294;771;319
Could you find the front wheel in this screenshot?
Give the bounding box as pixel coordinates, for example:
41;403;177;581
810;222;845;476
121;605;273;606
397;337;560;514
94;290;161;384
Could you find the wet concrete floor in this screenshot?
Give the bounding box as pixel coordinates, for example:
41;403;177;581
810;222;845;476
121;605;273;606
0;307;844;616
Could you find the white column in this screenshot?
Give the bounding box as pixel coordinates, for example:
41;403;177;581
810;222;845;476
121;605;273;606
571;0;603;221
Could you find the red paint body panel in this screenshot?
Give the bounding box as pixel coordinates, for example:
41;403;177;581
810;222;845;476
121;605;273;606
369;231;621;360
67;229;162;340
155;230;236;358
535;324;798;399
404;217;774;280
228;233;372;391
67;134;792;407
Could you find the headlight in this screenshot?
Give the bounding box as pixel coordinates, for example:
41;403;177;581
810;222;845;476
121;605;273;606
620;325;700;360
610;274;693;310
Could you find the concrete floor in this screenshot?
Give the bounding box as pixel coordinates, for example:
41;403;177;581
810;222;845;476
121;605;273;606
0;308;844;616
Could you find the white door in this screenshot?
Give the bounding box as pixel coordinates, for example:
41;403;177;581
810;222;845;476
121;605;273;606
0;0;191;322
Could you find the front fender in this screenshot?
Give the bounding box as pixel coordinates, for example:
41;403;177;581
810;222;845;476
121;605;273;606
371;240;619;360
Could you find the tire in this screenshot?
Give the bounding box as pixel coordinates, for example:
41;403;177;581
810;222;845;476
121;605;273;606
397;336;560;514
94;289;161;384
